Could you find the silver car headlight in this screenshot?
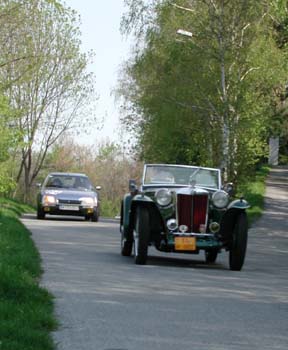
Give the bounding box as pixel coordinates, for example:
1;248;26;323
155;189;172;206
42;195;56;205
81;197;95;206
212;191;229;209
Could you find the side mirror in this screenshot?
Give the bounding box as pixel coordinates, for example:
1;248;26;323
95;186;102;191
223;182;234;196
129;179;138;195
36;183;42;188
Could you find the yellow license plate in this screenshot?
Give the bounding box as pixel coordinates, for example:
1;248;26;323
175;237;196;251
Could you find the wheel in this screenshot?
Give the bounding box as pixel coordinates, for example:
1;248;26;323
133;206;150;265
37;206;45;219
91;209;99;222
229;212;248;271
205;250;218;264
121;224;133;256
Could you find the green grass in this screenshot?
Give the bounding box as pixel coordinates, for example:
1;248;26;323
0;198;57;350
237;165;270;225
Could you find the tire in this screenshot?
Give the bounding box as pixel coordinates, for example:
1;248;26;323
121;225;133;256
91;209;99;222
205;250;218;264
229;212;248;271
134;206;150;265
37;206;45;220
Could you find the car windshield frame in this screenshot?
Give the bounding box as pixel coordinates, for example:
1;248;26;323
142;164;221;190
43;174;93;191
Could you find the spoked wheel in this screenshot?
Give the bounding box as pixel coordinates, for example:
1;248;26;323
121;224;133;256
133;206;150;265
229;212;248;271
205;250;218;264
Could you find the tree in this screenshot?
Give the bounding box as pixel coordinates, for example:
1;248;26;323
0;95;18;194
269;0;288;164
118;0;288;180
0;0;97;201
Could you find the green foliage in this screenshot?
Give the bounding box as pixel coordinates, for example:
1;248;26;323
0;95;19;195
100;199;120;218
0;198;57;350
0;169;16;196
119;1;288;177
0;95;18;162
237;166;270;225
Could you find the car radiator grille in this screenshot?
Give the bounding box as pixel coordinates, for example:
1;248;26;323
58;199;81;205
177;194;208;232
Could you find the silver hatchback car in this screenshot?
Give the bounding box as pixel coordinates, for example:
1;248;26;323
37;172;101;221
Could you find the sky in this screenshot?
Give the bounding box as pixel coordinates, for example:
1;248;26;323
67;0;134;145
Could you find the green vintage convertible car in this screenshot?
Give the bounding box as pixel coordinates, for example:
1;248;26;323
120;164;250;270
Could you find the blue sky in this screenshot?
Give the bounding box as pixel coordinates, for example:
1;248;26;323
67;0;133;145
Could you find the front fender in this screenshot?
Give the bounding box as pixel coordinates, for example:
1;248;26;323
130;193;158;221
219;205;249;247
122;193;133;234
228;198;250;210
131;194;165;235
132;193;154;203
122;193;155;234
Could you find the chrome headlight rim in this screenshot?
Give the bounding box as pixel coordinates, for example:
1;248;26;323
212;190;229;209
155;188;172;206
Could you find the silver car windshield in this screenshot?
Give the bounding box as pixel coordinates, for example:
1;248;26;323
144;165;220;189
45;175;92;190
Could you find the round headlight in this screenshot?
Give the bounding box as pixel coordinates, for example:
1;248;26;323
212;191;229;209
155;189;172;206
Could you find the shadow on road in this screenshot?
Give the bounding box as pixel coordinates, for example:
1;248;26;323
119;253;228;270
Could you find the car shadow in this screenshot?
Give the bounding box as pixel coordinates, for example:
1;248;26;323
23;213;85;221
26;214;118;223
145;254;227;270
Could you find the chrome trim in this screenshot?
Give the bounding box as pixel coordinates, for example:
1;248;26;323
172;232;215;238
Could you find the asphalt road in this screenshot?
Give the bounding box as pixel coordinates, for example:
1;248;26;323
21;166;288;350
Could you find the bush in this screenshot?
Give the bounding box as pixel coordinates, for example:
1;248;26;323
237;165;270;225
100;198;121;218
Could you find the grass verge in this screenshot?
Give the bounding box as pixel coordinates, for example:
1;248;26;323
0;198;57;350
237;165;270;225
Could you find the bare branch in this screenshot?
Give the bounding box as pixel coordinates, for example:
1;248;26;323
240;67;260;82
171;3;195;13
